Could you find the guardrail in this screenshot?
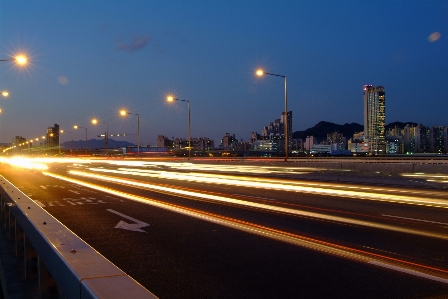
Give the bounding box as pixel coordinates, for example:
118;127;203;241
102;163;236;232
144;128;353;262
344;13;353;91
0;175;158;299
191;156;448;164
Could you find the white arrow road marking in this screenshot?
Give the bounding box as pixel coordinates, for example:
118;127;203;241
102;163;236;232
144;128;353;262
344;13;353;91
106;209;149;233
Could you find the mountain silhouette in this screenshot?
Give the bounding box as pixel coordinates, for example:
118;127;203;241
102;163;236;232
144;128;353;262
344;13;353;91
293;121;363;140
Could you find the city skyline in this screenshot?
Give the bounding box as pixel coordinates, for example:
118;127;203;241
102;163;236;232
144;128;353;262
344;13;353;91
0;1;446;145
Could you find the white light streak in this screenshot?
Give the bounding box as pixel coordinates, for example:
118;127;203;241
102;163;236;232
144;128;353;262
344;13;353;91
42;170;448;284
87;167;448;209
46;170;448;240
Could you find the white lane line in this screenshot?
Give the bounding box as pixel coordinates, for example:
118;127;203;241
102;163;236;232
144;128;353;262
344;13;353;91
40;185;47;189
369;261;448;284
382;214;448;226
68;190;81;194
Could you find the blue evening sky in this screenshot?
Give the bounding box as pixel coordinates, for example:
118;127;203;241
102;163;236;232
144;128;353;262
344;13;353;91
0;0;446;145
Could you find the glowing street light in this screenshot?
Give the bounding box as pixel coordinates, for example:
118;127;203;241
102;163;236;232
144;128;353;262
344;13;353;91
120;109;140;156
256;69;289;161
91;118;108;155
166;95;191;160
0;54;28;66
1;92;7;114
74;125;88;155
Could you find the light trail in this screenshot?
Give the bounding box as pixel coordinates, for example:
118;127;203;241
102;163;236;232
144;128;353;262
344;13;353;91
86;167;448;209
401;173;448;184
41;171;448;285
45;171;448;241
106;160;326;174
0;157;49;170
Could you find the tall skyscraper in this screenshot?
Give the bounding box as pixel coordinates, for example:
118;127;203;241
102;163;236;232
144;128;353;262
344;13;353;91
363;85;386;154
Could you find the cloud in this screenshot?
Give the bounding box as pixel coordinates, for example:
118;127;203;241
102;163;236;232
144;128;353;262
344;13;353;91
114;35;150;53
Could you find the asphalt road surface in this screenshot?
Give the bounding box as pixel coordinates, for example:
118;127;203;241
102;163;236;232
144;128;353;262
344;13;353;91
1;158;448;299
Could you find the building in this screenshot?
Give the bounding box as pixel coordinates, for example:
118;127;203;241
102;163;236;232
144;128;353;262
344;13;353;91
157;135;170;147
290;139;304;152
403;124;420;153
349;141;369;155
327;131;347;150
221;133;238;149
310;144;352;156
432;126;448;154
305;136;316;151
249;132;259;144
384;124;447;154
363;85;386;154
194;137;214;151
46;124;60;149
255;111;292;152
12;136;26;146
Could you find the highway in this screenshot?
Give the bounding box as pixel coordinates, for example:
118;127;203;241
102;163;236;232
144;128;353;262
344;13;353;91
1;157;448;298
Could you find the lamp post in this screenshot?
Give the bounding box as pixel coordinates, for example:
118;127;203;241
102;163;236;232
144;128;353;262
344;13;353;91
0;92;7;133
58;129;64;154
74;125;88;155
42;136;46;152
166;96;191;160
256;69;289;161
91;119;108;156
50;133;54;153
120;110;140;156
69;131;72;153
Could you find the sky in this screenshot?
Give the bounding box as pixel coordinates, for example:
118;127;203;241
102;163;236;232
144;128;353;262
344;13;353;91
0;0;446;146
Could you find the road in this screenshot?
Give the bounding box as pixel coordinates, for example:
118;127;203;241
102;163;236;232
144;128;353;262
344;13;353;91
1;157;448;298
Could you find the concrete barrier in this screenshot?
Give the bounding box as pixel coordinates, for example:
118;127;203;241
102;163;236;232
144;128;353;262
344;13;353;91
0;176;158;299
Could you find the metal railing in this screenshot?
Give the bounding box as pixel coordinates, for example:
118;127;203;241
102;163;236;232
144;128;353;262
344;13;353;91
0;175;158;299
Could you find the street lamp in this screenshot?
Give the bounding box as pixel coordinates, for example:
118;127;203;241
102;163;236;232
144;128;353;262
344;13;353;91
58;129;64;154
166;96;191;160
120;109;140;156
74;125;88;155
41;136;46;151
0;54;28;66
256;69;289;161
91;118;108;156
69;131;72;153
0;92;7;114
